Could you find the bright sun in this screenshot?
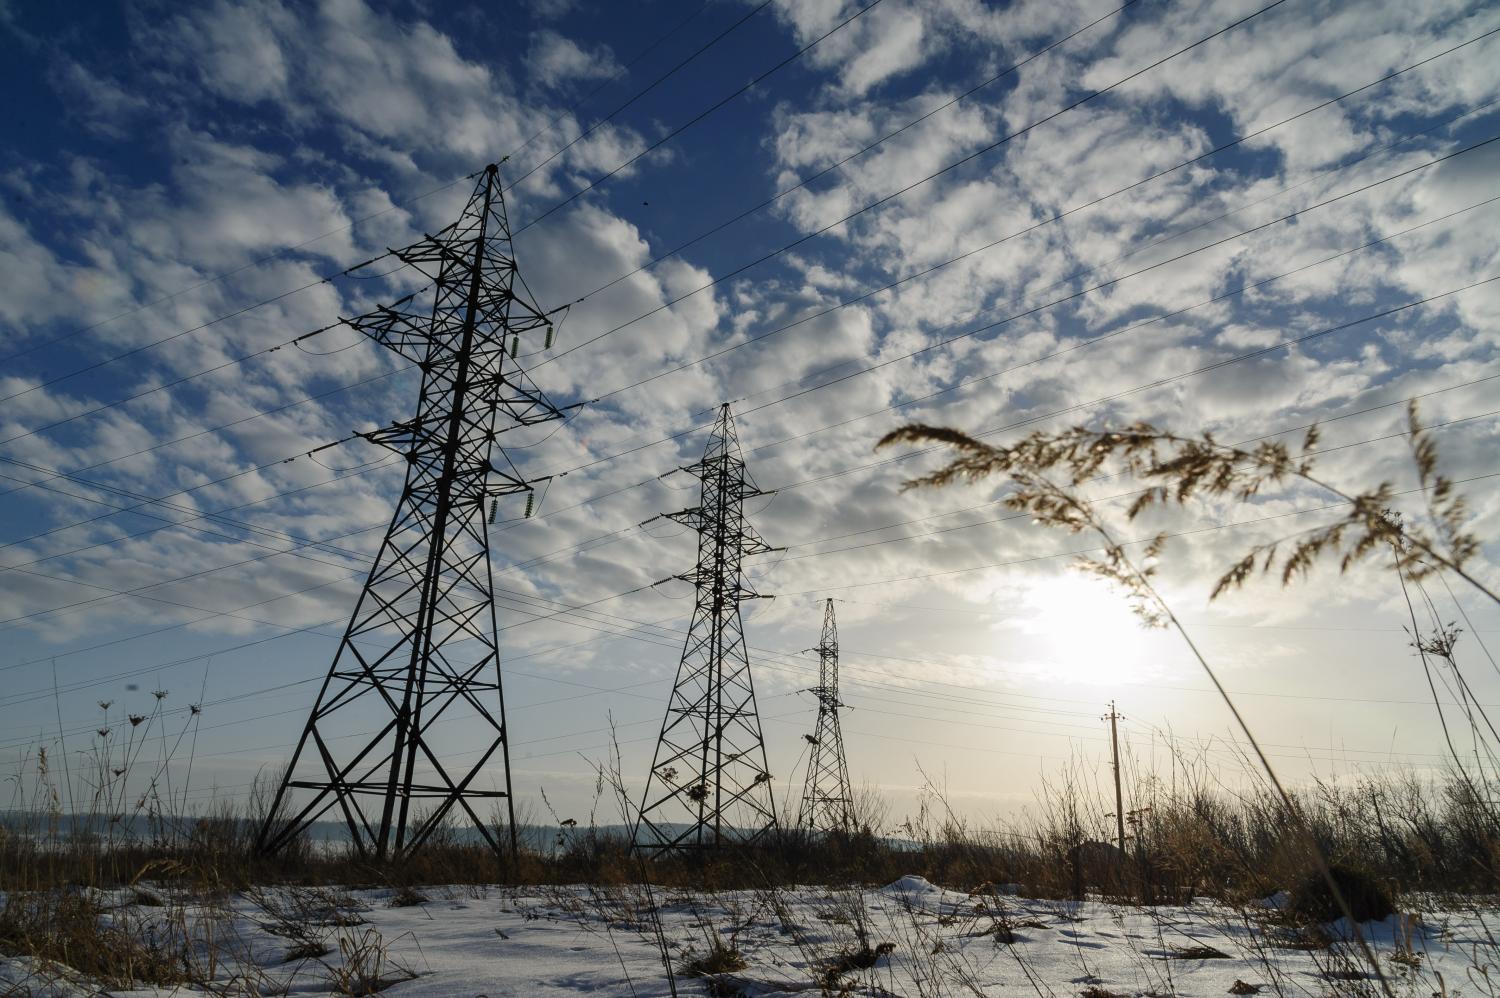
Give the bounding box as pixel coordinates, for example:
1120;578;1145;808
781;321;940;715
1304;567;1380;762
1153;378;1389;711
1013;574;1156;686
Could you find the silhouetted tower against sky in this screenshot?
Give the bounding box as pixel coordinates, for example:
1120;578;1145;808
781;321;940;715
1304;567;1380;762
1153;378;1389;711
257;164;568;860
798;598;853;834
635;404;779;853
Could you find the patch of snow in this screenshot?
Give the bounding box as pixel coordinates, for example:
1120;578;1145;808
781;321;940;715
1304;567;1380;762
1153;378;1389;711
881;873;939;894
0;883;1492;996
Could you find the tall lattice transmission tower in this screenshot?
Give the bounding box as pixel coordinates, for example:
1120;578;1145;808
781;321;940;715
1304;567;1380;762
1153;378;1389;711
797;598;854;834
634;403;779;854
256;164;569;860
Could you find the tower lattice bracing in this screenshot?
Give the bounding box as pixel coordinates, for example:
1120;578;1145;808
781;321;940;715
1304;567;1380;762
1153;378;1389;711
635;404;778;853
257;165;567;859
798;598;854;834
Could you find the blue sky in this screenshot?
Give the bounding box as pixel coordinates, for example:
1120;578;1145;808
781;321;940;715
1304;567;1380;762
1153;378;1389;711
1;0;1498;829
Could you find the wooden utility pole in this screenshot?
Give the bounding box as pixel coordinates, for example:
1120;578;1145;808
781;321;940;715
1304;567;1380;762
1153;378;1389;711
1105;701;1126;852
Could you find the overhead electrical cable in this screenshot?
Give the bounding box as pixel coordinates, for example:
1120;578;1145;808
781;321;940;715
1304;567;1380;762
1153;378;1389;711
555;17;1497;321
501;0;716;173
0;0;726;368
0;364;413;505
0;323;381;450
482;187;1500;527
9;271;1490;643
502;0;775;192
531;0;1295;368
772;470;1500;597
735;195;1500;459
509;0;891;234
6;563;1471;767
6;371;1483;691
533;0;1141;309
534;134;1500;480
0;269;404;408
4;409;1491;714
7;100;1488;561
496;366;1500;581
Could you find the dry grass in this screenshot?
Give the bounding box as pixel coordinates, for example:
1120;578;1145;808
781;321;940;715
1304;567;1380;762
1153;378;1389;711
679;937;748;977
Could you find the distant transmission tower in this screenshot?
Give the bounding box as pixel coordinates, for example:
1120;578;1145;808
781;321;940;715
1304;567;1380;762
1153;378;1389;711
634;403;779;854
257;164;569;860
798;598;853;834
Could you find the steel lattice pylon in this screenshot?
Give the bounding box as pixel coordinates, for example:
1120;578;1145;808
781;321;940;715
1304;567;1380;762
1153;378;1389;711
256;164;567;860
797;598;854;834
634;403;779;853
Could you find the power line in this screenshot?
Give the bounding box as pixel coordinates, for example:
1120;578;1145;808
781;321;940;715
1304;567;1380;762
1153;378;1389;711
0;0;725;370
752;273;1500;500
19;600;1438;779
543;84;1499;412
8;356;1490;665
10;8;1487;500
0;4;747;417
0;322;375;450
511;0;889;237
0;452;397;570
501;0;716;177
9;420;1493;743
12;155;1485;568
757;130;1496;408
0;364;411;505
553;18;1498;336
532;0;1294;367
2;361;1488;690
0;263;402;409
735;196;1500;459
3;568;1475;775
512;258;1498;542
503;0;773;193
552;136;1500;481
774;468;1500;597
503;371;1499;602
776;408;1500;565
8;105;1489;569
552;0;1142;310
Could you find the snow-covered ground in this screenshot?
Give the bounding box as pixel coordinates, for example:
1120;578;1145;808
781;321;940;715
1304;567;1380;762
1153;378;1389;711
0;876;1484;996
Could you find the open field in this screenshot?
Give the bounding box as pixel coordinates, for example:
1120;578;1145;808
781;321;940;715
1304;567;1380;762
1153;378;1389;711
1;876;1490;997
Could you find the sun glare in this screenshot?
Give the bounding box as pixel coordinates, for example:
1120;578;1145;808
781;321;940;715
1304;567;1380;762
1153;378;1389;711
1014;574;1157;686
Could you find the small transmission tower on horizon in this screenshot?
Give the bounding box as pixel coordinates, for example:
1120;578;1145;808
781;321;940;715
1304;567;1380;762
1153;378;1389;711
256;164;569;860
797;598;854;834
634;403;779;854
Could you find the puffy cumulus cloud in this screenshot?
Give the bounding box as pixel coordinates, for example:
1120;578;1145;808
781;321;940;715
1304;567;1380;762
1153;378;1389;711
1085;0;1500;171
771;0;1113;99
140;132;355;272
770;92;996;234
163;0;295;103
773;0;932;98
525;29;621;91
141;0;643;189
0;206;131;327
46;59;158;140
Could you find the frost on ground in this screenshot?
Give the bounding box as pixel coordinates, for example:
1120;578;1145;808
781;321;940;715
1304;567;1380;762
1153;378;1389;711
0;875;1482;996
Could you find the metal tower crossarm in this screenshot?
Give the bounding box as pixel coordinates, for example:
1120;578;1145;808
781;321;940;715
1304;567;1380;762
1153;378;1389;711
256;164;567;860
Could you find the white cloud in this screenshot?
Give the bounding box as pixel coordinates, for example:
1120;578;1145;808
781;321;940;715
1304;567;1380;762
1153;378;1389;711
525;30;621;90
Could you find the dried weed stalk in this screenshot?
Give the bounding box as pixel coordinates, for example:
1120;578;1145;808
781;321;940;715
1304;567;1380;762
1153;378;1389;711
878;401;1493;611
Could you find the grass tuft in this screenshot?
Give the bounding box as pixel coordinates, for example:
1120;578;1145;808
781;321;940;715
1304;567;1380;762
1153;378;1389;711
680;937;748;977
